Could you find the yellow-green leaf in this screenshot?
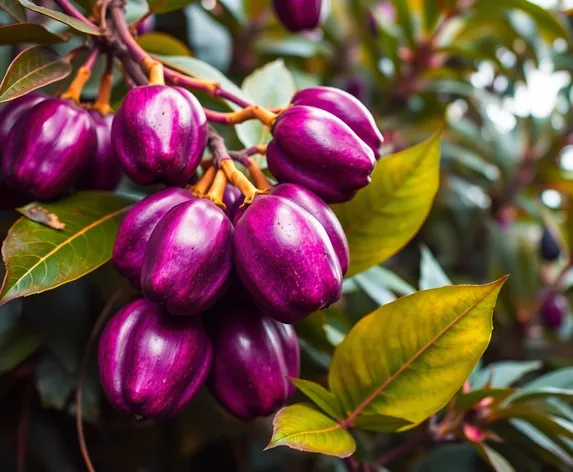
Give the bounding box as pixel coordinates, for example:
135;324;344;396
266;404;356;458
333;131;441;277
328;277;507;428
0;192;133;305
137;32;192;57
290;378;345;420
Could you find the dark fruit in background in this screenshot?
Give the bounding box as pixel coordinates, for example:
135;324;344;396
207;299;299;420
77;110;123;191
222;184;243;219
541;294;568;329
141;198;233;316
234;195;343;324
3;98;96;200
291;86;383;156
540;228;561;262
136;14;155;35
273;0;329;32
98;298;212;419
267;105;376;203
112;85;207;186
113;187;194;289
271;183;349;274
0;92;47;153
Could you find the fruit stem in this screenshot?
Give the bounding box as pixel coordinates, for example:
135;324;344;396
247;159;272;191
204;105;277;127
228;145;267;166
145;57;165;85
219;159;266;205
189;166;217;197
60;48;100;103
205;169;228;210
53;0;99;30
93;54;114;115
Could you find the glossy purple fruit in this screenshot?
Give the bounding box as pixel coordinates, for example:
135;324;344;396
141;198;234;316
207;299;299;420
3;98;96;200
234;195;342;323
113;187;195;289
271;183;349;274
222;184;242;219
112;85;207;185
541;294;568;329
273;0;329;32
98;298;212;418
0;92;47;150
77;110;122;191
267;106;376;203
292;86;383;156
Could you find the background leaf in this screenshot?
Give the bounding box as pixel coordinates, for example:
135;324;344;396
137;32;192;56
18;0;101;35
0;23;69;45
0;0;27;22
333;131;441;277
147;0;196;14
419;244;452;290
0;46;71;103
0;192;133;305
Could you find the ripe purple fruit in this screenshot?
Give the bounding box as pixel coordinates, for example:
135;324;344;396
540;228;561;262
273;0;329;32
3;98;96;200
98;298;212;418
267;106;376;203
207;299;299;420
113;187;194;289
112;85;207;185
77;110;122;191
291;86;383;156
0;92;47;151
234;195;342;323
541;294;568;329
222;184;242;219
141;199;234;316
271;183;349;274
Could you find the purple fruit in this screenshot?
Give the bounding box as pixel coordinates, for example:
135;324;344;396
273;0;329;32
3;98;96;200
0;92;47;151
291;86;383;156
541;294;568;329
77;110;122;191
112;85;207;186
98;298;212;418
234;195;342;323
113;187;195;289
267;106;376;203
207;299;299;420
141;198;234;316
222;184;242;219
271;183;349;274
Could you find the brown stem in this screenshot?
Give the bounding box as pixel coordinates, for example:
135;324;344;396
189;166;217;197
77;290;123;472
205;170;228;210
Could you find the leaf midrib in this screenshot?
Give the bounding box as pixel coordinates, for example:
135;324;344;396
269;423;342;446
341;278;505;426
0;206;129;301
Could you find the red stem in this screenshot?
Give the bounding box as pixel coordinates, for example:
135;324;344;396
53;0;99;30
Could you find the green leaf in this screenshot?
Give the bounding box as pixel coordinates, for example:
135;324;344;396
391;0;416;46
471;443;516;472
266;404;356;458
0;192;133;305
412;443;481;472
505;388;573;405
422;0;440;33
0;46;71;103
137;32;192;57
455;388;514;412
0;0;27;22
351;266;416;296
235;60;296;166
147;0;196;13
510;419;573;467
354;273;396;306
0;23;69;45
0;325;41;373
154;54;249;111
328;277;507;428
523;367;573;390
290;378;345;420
333;131;441;277
419;244;451;290
18;0;101;35
350;413;413;433
471;360;542;389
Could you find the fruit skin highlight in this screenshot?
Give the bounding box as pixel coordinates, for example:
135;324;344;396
267;105;376;203
207;299;299;420
113;188;195;289
98;298;213;419
112;85;207;186
291;86;383;156
141;199;234;316
234;194;343;324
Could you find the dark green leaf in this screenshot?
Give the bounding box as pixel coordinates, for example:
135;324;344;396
147;0;197;13
472;442;516;472
523;367;573;390
391;0;416;46
290;378;345;420
0;0;26;22
0;324;40;373
0;23;69;45
353;273;396;306
137;32;192;56
18;0;101;35
455;388;514;412
422;0;441;33
0;192;133;305
505;388;573;406
0;46;71;103
510;419;573;467
412;443;482;472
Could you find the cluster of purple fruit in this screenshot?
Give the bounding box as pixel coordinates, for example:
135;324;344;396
0;93;122;199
